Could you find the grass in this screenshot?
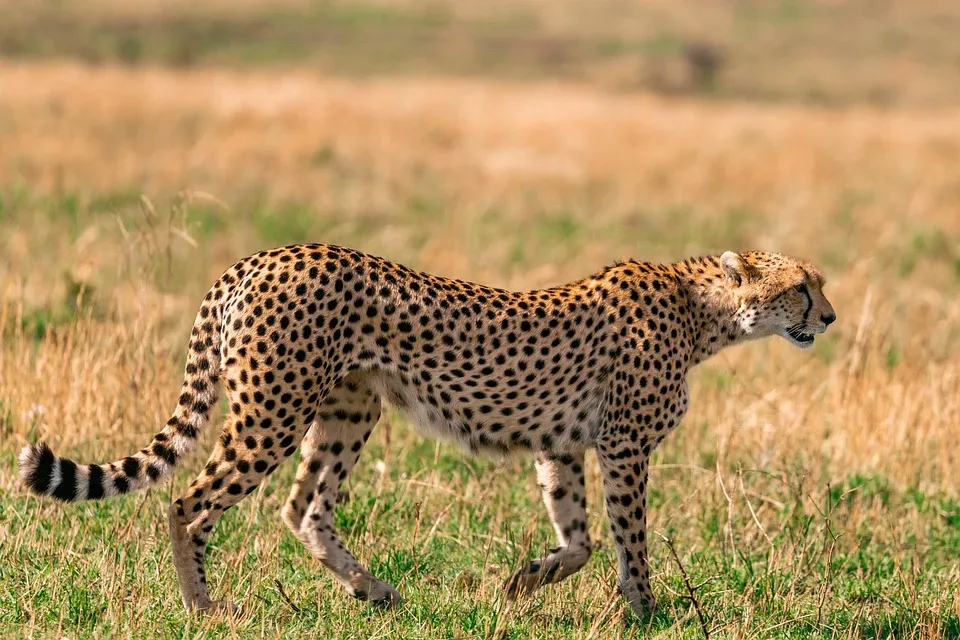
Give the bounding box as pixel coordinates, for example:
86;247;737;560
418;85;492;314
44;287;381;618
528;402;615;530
4;0;960;106
1;21;959;638
2;428;959;639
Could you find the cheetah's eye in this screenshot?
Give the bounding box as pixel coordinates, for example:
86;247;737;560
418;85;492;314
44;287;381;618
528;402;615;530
795;283;808;295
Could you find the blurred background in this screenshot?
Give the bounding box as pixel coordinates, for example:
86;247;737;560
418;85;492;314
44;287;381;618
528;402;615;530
1;1;958;637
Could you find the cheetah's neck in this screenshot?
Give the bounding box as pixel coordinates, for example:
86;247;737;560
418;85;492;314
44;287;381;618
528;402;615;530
670;256;748;365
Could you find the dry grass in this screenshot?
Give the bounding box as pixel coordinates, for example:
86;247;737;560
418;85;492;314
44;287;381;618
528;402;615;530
1;60;959;638
5;0;960;106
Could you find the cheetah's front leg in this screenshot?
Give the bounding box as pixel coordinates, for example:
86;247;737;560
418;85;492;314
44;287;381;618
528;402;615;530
596;445;656;616
504;452;592;599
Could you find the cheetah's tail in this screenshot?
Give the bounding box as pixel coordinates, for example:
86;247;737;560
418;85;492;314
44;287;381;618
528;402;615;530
18;299;222;502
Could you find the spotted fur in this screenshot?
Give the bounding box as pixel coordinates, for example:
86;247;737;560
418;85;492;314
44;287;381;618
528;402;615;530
19;244;836;616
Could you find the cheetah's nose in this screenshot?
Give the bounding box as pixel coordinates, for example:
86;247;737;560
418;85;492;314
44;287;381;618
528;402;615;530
821;312;836;326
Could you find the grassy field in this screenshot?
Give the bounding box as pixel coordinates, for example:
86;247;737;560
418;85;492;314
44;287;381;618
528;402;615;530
5;0;960;106
1;2;960;639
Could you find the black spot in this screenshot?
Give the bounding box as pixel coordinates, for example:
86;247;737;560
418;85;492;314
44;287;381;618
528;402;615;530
122;456;140;479
152;443;176;466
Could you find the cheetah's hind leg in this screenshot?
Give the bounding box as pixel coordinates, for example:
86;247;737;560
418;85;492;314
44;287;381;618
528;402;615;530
168;375;323;613
282;377;401;607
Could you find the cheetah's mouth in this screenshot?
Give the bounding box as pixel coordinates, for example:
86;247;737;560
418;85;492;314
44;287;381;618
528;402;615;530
784;326;816;349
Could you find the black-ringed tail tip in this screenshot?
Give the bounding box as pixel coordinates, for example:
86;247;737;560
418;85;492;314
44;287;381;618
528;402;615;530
19;442;101;502
18;441;154;502
20;443;68;500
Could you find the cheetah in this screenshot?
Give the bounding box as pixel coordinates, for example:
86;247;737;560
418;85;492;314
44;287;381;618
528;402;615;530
19;244;836;617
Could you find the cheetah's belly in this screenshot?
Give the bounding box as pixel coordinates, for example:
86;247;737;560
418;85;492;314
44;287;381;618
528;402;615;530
365;370;468;449
363;369;605;457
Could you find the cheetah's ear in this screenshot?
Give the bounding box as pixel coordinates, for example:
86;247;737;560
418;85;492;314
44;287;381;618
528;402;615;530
720;251;758;287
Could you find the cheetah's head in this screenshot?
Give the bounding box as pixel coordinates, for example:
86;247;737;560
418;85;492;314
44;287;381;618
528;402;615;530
720;251;836;349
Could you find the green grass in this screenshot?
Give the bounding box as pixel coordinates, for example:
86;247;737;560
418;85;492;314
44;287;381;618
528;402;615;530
0;4;580;79
2;424;959;638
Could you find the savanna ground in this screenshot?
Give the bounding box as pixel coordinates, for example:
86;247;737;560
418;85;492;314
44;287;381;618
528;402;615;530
1;1;959;638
